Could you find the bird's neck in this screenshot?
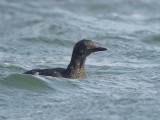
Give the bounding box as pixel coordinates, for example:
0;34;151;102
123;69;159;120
66;56;86;79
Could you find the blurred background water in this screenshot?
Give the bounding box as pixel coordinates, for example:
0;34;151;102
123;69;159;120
0;0;160;120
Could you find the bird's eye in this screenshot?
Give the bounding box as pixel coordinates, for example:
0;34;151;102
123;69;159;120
79;49;85;55
79;48;88;55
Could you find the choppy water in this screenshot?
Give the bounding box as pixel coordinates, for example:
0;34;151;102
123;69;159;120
0;0;160;120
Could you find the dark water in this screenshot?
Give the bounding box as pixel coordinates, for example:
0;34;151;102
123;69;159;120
0;0;160;120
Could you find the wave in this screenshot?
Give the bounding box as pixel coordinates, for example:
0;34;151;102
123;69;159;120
20;37;74;47
146;34;160;44
0;74;53;91
0;74;83;93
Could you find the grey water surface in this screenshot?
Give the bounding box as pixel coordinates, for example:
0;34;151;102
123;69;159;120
0;0;160;120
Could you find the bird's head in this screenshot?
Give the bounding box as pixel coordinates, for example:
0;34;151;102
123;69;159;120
72;39;107;58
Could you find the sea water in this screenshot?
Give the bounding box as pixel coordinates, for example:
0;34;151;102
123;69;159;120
0;0;160;120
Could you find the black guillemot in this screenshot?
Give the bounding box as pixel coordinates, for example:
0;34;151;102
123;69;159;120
24;39;107;79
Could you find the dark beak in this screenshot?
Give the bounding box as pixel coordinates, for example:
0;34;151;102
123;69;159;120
91;47;107;52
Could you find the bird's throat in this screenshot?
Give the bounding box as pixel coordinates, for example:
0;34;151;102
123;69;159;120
66;56;86;78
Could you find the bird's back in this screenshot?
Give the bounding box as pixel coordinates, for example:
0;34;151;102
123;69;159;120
24;68;66;77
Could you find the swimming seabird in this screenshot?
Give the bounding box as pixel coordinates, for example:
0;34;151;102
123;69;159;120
24;39;107;79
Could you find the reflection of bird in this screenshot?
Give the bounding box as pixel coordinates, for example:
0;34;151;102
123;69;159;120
24;39;107;79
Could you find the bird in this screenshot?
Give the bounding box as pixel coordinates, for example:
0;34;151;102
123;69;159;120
24;39;107;79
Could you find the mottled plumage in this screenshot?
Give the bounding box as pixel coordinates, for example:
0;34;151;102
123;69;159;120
24;39;107;79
